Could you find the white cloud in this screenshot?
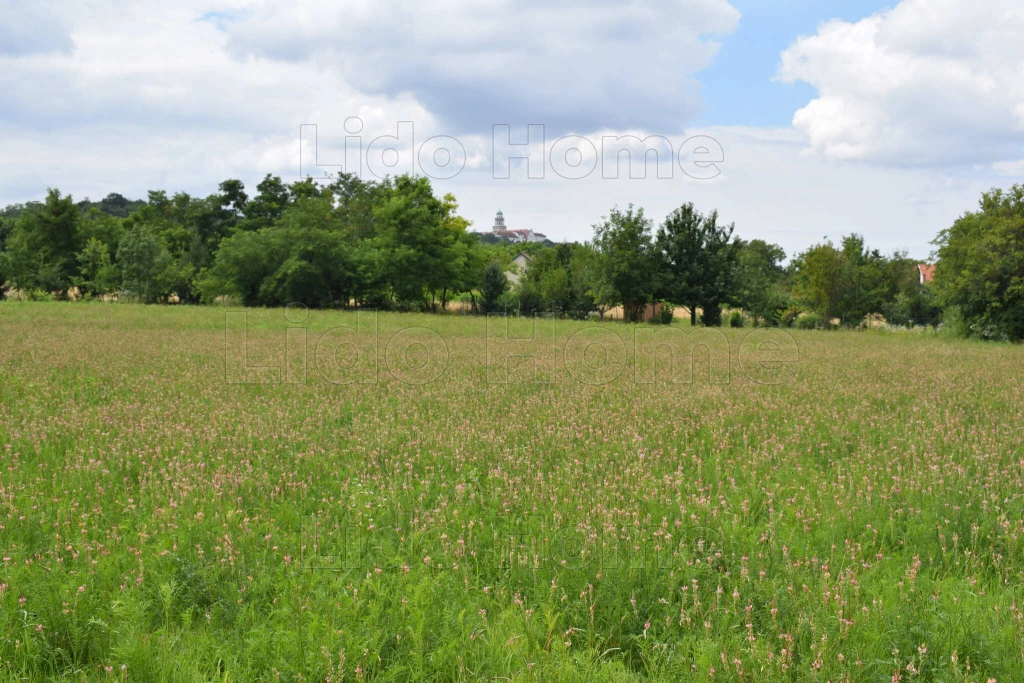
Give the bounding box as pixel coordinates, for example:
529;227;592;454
223;0;741;133
432;126;998;260
0;1;73;56
0;0;1010;262
777;0;1024;168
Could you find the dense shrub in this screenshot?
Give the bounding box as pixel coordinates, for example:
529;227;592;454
699;305;723;326
780;306;803;328
795;312;825;330
729;310;744;328
480;261;508;314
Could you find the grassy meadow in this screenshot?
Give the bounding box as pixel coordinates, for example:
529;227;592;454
1;301;1024;681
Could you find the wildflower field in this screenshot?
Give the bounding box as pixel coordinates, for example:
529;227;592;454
1;302;1024;681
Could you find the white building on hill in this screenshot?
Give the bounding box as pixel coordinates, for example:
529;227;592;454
490;209;547;243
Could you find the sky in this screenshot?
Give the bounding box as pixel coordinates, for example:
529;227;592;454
1;0;1023;260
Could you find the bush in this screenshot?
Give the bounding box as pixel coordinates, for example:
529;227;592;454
939;305;970;338
699;305;722;327
795;313;825;330
728;310;744;328
517;281;544;315
780;306;802;328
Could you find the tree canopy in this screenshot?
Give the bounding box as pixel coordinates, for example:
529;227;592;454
4;178;1020;340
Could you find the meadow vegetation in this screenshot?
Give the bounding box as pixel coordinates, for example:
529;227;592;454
1;302;1023;680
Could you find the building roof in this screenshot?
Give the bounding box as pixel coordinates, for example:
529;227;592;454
492;229;534;236
513;251;533;263
917;264;936;283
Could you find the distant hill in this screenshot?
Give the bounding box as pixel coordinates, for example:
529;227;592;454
475;231;557;248
77;193;146;218
1;192;145;221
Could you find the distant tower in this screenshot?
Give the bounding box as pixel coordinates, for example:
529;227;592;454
492;209;506;232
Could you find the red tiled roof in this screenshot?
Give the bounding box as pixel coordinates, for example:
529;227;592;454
917;264;935;283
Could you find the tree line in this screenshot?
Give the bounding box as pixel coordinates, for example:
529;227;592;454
1;176;1021;340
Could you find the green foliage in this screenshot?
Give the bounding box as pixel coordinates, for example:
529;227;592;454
4;189;83;296
202;197;354;308
240;174;292;231
480;261;508;314
1;179;1015;346
76;192;146;218
792;234;924;327
791;240;844;320
373;176;447;306
728;310;744;328
735;239;789;325
933;184;1024;340
655;202;740;326
118;224;172;303
593;205;656;322
795;312;825;329
654;302;674;325
512;243;599;318
73;238;119;298
516;280;544;315
699;305;723;326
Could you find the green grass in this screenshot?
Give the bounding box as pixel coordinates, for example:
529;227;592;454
1;301;1023;681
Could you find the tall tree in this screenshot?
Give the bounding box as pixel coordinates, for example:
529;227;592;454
374;175;446;307
74;238;119;298
834;234;887;324
735;239;788;325
241;174;292;231
217;179;248;217
434;193;483;310
593;205;656;323
481;261;508;314
933;184;1024;340
791;240;844;321
4;188;83;296
655;203;739;326
118;224;171;303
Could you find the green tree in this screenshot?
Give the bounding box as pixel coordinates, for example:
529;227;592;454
792;234;902;326
655;203;739;326
791;241;844;321
735;239;788;325
217;179;248;217
593;205;656;323
374;176;447;307
434;193;484;310
933;185;1024;340
118;224;171;303
569;243;612;319
74;238;119;298
201;196;354;308
4;189;83;296
481;261;508;314
241;174;292;231
834;235;887;324
0;209;14;298
79;208;125;254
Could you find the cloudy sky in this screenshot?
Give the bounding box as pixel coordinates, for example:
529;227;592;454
2;0;1023;259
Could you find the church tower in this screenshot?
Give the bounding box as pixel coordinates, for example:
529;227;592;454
492;209;506;232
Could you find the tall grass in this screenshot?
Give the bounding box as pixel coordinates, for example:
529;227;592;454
0;301;1022;681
